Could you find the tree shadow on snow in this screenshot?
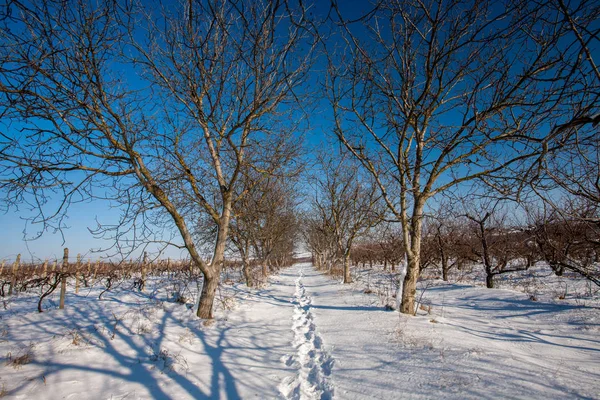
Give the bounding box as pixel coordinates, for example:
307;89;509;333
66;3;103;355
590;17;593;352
2;284;290;399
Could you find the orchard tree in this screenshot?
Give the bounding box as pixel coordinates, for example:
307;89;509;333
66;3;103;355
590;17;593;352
310;153;382;283
0;0;315;318
303;212;337;272
229;144;303;287
250;178;300;278
527;200;600;286
461;201;528;289
422;210;461;281
326;0;600;314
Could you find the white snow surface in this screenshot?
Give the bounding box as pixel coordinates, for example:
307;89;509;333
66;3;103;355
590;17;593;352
0;262;599;399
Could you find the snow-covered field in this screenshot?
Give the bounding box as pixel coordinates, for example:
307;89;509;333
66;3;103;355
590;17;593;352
1;262;599;399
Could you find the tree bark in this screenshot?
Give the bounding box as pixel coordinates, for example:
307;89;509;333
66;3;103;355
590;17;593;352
197;271;220;319
241;255;253;287
343;252;352;283
438;234;450;281
553;263;564;276
197;202;231;319
400;253;420;314
441;252;449;281
486;271;495;289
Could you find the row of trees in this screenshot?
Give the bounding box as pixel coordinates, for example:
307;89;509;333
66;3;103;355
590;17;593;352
1;0;599;317
395;200;598;286
308;193;600;294
229;174;300;287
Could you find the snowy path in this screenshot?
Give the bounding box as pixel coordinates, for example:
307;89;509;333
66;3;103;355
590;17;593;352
279;264;334;399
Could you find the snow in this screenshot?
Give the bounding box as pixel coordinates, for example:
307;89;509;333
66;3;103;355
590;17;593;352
1;262;599;399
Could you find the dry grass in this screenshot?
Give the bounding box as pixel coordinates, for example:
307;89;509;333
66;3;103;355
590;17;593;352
419;304;432;314
6;347;33;369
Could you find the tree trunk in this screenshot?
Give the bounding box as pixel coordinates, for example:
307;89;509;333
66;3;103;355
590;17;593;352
400;253;420;314
196;202;231;319
141;252;148;292
441;252;449;282
400;203;424;315
197;271;220;319
553;263;564;276
438;234;449;281
343;253;352;283
477;215;495;289
486;270;495;288
75;254;81;294
241;255;253;287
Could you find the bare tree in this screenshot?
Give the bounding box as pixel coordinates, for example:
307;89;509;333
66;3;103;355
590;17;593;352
422;208;462;281
523;0;600;286
0;0;315;318
229;146;303;287
326;0;600;313
527;200;600;286
460;201;529;288
310;153;382;283
240;176;299;281
303;211;337;272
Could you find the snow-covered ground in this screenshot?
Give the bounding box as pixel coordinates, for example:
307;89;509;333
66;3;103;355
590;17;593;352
1;262;599;399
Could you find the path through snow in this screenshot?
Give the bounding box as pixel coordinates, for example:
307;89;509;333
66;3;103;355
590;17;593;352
279;264;335;400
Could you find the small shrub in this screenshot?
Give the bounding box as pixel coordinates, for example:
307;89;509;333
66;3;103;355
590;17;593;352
149;347;188;373
137;323;152;335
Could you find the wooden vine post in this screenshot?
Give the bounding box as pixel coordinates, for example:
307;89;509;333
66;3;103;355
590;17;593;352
8;254;20;296
59;248;68;310
93;260;100;282
86;260;92;286
141;252;148;292
75;254;81;294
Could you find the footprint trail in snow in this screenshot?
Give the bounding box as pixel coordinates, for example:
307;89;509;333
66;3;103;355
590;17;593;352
279;265;335;400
